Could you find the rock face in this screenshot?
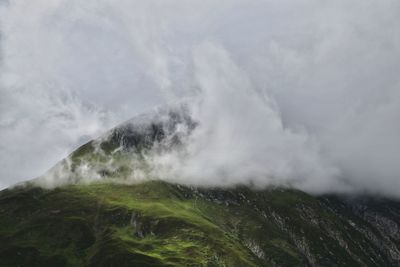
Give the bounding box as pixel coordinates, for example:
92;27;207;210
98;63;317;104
99;106;196;153
1;107;400;266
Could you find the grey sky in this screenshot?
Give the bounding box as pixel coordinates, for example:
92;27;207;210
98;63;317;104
0;0;399;196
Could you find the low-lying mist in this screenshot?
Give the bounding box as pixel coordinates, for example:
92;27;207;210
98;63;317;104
1;0;399;197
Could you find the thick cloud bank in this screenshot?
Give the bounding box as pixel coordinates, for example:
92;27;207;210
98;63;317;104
148;43;341;194
0;0;399;196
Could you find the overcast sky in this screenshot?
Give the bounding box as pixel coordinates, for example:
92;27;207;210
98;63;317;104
0;0;399;196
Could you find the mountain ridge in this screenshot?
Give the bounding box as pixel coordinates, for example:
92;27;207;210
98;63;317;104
1;108;400;266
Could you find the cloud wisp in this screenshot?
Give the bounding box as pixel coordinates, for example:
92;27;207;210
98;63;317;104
0;0;400;196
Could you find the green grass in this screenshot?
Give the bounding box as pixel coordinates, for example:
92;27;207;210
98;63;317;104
0;182;259;266
0;180;399;266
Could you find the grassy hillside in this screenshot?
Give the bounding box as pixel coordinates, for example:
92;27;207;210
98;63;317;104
1;180;400;266
2;110;400;266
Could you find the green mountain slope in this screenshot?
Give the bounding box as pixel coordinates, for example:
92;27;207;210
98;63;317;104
1;181;400;266
1;108;400;266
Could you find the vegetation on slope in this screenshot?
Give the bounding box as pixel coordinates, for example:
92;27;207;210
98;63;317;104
1;180;400;266
2;110;400;266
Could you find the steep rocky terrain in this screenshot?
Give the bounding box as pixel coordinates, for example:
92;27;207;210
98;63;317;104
1;108;400;266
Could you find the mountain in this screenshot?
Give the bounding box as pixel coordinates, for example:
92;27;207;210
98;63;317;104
1;108;400;267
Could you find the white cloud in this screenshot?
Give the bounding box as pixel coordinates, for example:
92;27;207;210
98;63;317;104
0;0;400;196
150;42;342;193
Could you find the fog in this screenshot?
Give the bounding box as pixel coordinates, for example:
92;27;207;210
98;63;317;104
0;0;399;196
